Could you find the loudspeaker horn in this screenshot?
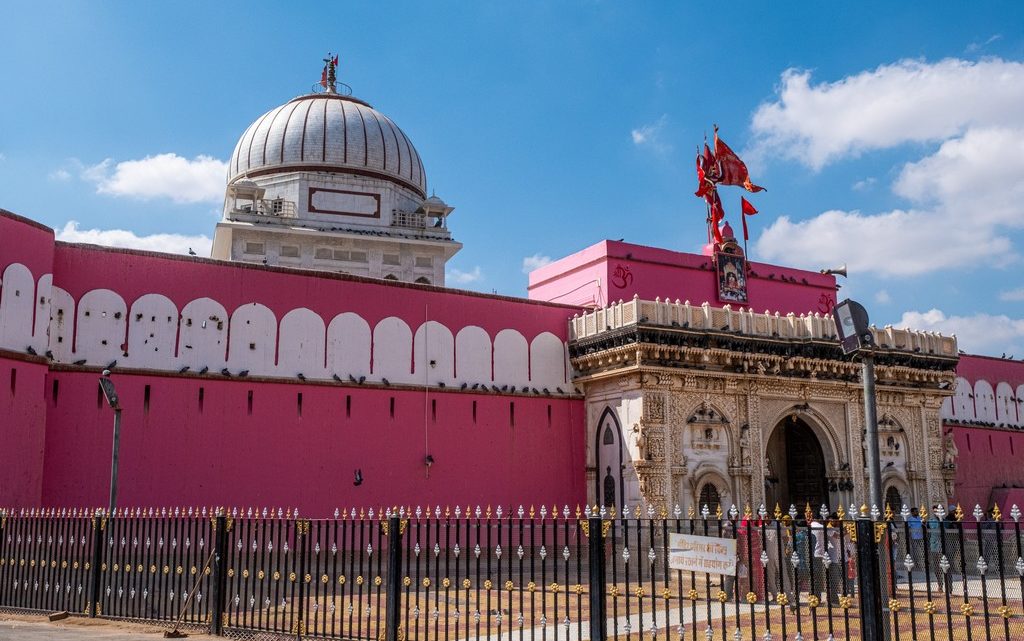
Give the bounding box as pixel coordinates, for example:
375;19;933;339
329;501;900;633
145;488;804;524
820;263;847;278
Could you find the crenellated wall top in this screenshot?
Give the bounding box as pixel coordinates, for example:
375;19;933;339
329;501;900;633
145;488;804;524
570;295;958;358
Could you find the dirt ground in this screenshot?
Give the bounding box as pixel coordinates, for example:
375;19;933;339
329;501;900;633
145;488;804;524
0;612;216;640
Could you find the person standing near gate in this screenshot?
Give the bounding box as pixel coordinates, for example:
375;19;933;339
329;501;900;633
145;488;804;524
926;506;950;594
908;507;925;584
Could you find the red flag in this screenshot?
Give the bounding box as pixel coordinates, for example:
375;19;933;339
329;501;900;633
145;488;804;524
320;66;328;88
706;189;725;243
333;55;339;66
740;197;758;241
714;128;765;192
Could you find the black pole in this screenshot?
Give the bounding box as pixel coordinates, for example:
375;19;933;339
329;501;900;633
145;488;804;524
87;513;105;618
385;516;402;641
587;516;607;641
209;512;229;635
108;409;122;515
856;518;886;641
862;354;883;511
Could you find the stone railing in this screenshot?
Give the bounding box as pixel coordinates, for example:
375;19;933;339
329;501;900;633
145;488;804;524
231;198;297;218
569;295;957;357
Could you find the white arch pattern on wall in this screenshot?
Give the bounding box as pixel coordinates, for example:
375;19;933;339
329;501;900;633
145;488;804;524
974;380;997;423
278;308;327;377
0;262;569;389
373;317;414;384
127;294;179;370
229;303;278;375
178;298;228;370
493;329;528;388
0;262;36;351
33;274;52;351
455;326;491;384
413;321;455;386
995;382;1017;425
952;377;974;420
75;289;127;365
529;331;566;388
327;312;371;379
1017;385;1024;427
48;286;75;361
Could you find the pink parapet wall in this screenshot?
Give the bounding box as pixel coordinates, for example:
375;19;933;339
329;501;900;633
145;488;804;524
0;356;48;507
528;240;838;315
39;370;586;515
945;354;1024;511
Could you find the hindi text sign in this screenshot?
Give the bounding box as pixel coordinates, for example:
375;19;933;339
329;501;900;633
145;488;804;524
668;533;736;575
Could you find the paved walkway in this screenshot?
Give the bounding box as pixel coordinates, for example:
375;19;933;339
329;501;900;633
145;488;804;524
0;613;216;641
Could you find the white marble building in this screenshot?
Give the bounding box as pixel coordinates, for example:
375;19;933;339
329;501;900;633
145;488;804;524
212;86;461;285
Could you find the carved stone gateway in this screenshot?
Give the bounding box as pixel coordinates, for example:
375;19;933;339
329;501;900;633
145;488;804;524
570;298;958;515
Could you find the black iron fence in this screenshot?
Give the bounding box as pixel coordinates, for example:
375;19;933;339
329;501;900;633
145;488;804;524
2;504;1023;641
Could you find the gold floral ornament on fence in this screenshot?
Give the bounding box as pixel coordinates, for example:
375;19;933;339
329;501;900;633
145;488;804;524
746;592;757;604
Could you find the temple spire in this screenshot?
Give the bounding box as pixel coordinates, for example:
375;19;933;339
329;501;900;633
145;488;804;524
321;53;339;93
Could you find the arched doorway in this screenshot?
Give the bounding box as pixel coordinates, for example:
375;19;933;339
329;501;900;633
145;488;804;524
885;486;902;515
594;408;624;509
765;416;829;512
698;483;721;514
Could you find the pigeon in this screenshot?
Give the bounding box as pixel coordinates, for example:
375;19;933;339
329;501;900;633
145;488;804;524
238;370;249;377
531;388;539;395
220;368;232;377
381;378;390;386
333;374;343;382
542;388;550;395
471;383;479;390
521;386;529;393
188;248;197;256
297;373;306;381
556;387;564;394
437;382;445;388
198;366;209;374
25;346;37;355
460;383;468;390
352;469;363;487
491;385;500;392
74;359;87;366
358;376;365;384
106;360;117;369
348;374;357;383
501;385;508;392
179;366;190;373
44;350;53;359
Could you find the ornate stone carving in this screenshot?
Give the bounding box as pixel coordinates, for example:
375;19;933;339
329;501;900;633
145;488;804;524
646;394;666;423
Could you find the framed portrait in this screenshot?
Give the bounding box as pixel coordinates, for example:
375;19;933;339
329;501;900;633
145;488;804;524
716;252;748;304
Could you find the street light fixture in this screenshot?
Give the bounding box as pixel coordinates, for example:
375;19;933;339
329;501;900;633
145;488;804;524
831;299;883;511
98;370;122;515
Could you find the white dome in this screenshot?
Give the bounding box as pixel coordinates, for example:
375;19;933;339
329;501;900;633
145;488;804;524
228;93;426;197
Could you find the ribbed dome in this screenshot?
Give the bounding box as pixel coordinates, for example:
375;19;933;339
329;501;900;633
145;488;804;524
228;93;426;197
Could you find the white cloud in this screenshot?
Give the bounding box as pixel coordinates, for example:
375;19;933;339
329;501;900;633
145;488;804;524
852;177;876;191
82;153;227;204
631;115;671;153
898;308;1024;356
55;221;212;256
754;58;1024;277
49;168;72;182
0;152;6;161
966;34;1002;53
522;253;553;274
756;208;1011;277
446;265;483;284
875;289;891;304
750;58;1024;170
1000;288;1024;302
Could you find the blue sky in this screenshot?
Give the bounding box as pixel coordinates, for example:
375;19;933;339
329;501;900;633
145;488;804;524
2;2;1023;355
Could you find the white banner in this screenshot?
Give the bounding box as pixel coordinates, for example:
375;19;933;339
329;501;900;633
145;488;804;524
668;533;737;575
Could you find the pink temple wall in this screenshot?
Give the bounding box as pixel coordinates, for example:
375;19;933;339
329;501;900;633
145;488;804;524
0;356;48;506
945;355;1024;511
0;209;588;513
528;240;838;315
40;370;585;514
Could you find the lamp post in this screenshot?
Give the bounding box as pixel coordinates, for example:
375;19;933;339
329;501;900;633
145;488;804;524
98;371;122;514
832;299;883;511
